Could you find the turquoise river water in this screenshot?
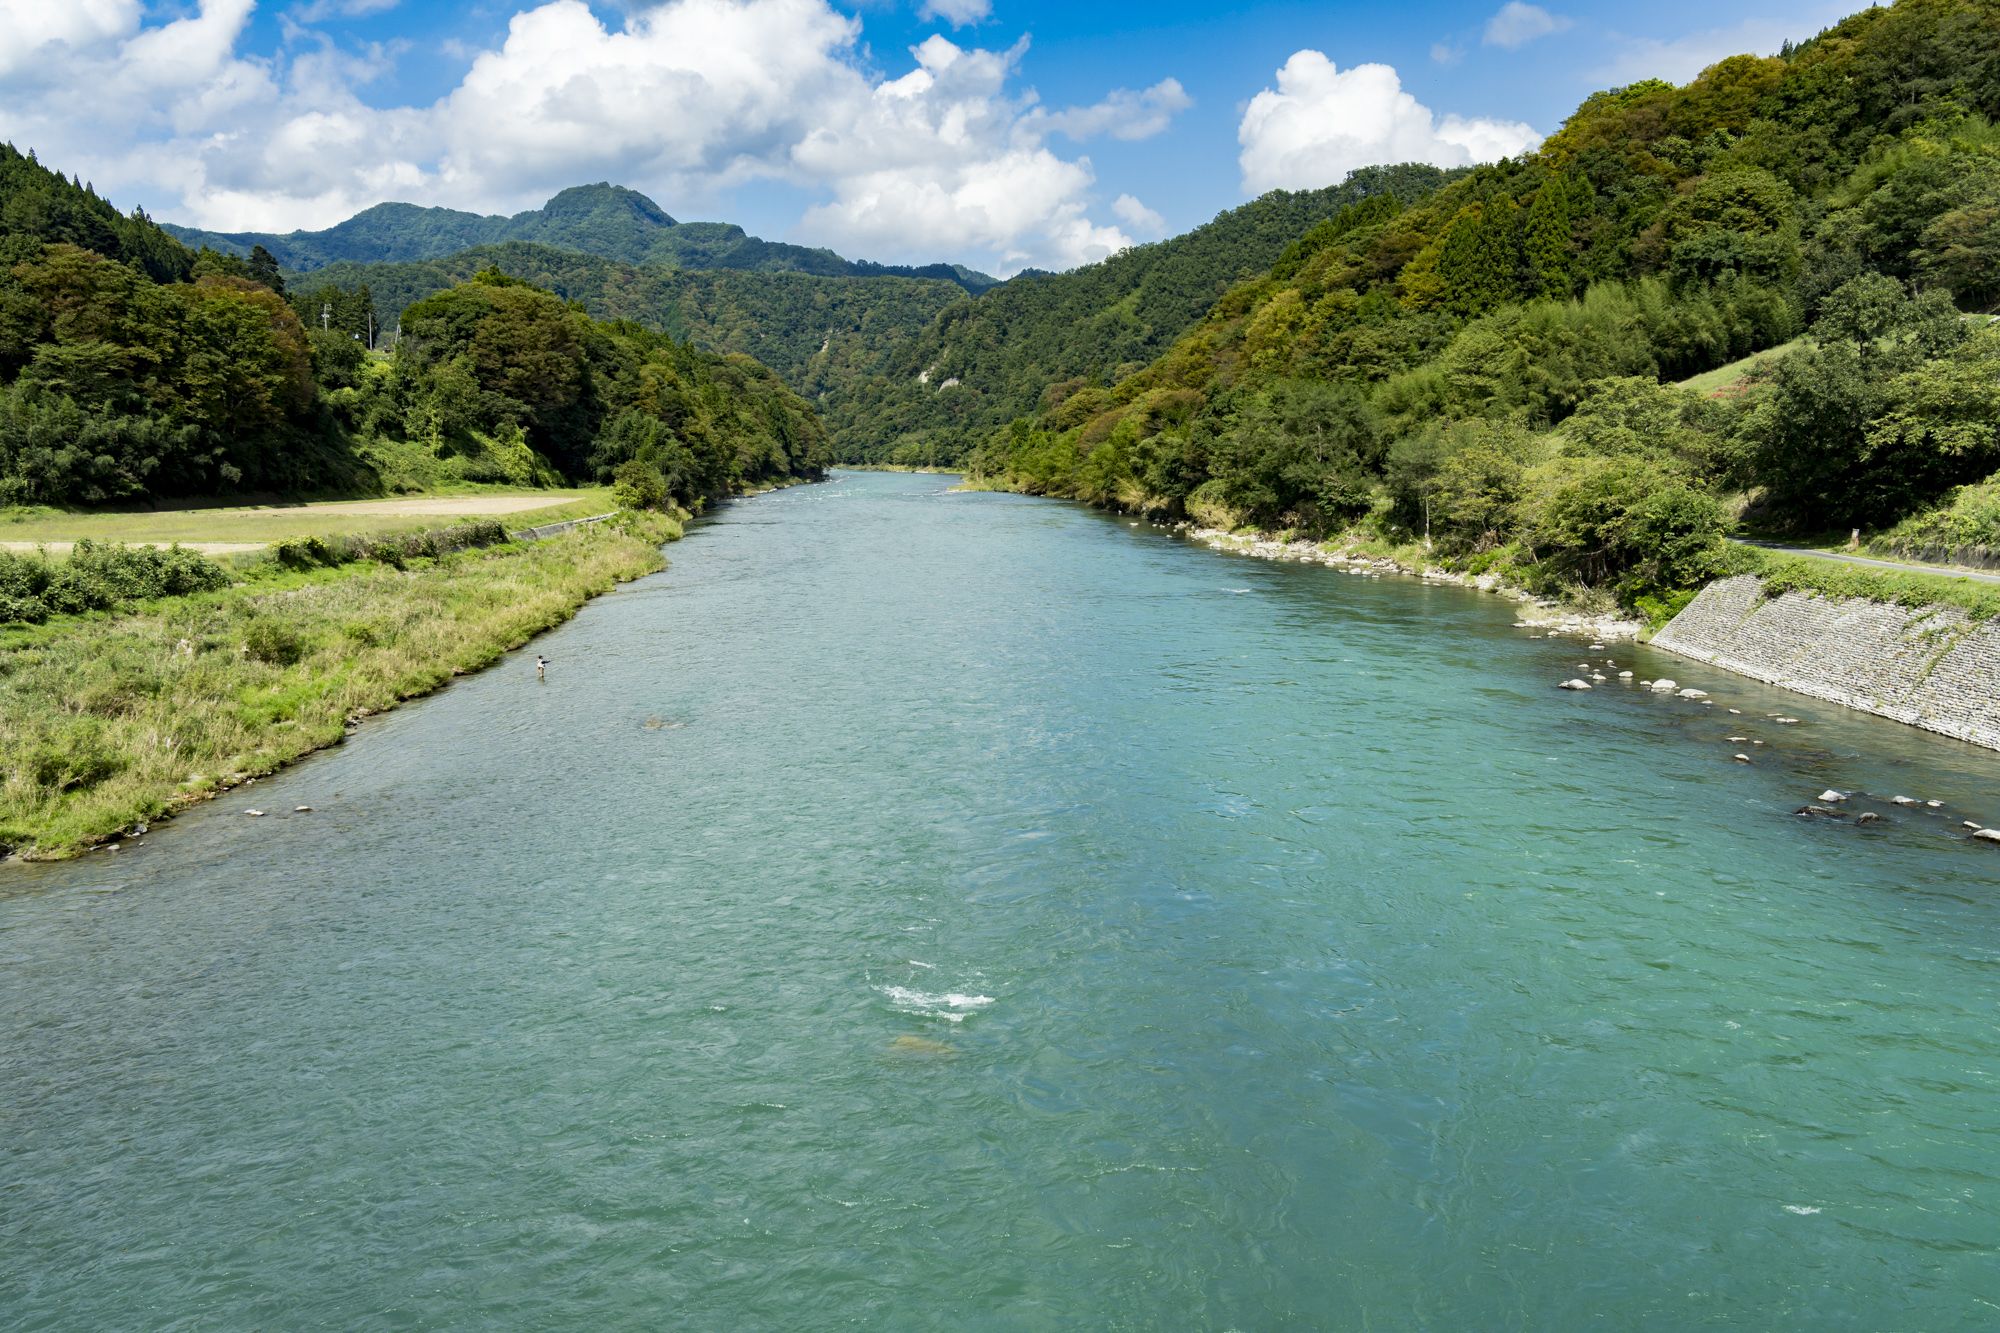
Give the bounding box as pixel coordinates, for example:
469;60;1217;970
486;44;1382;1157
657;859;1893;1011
5;470;2000;1329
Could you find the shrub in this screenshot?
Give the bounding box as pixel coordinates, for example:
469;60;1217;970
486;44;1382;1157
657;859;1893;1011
613;459;670;511
0;542;228;624
242;617;307;666
274;535;343;571
25;722;124;794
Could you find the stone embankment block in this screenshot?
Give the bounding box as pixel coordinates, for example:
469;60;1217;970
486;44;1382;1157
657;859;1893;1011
1653;575;2000;751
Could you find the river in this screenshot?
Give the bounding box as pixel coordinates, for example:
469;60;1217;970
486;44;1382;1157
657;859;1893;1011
5;470;1999;1329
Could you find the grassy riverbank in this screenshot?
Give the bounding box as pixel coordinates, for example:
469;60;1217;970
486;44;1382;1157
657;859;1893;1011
0;512;676;860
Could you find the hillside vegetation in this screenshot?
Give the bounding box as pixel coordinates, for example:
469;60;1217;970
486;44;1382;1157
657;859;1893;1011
0;147;828;512
971;0;2000;615
284;242;967;407
279;170;1455;463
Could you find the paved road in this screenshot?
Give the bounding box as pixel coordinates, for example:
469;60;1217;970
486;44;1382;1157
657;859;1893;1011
1731;538;2000;585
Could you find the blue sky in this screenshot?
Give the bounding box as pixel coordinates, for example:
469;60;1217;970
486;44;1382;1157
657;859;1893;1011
0;0;1852;274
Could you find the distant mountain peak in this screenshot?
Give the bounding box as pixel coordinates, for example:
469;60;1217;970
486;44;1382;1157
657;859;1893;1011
530;183;677;229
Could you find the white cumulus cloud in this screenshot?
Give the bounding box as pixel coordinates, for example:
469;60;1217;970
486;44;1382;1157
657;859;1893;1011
1482;3;1571;50
0;0;141;79
0;0;1188;274
1237;51;1541;194
1112;193;1166;236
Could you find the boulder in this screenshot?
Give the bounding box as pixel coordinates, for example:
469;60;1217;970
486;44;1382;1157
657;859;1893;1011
1856;812;1883;825
1795;805;1845;819
1559;679;1593;691
1619;671;1634;679
1819;790;1847;803
1891;796;1920;807
1677;688;1709;700
1734;754;1752;763
245;809;265;817
1650;679;1679;693
1975;829;2000;844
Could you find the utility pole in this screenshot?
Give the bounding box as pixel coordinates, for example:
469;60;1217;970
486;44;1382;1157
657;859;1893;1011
321;301;331;333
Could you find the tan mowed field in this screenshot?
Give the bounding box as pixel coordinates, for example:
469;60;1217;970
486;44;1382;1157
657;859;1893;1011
0;489;615;553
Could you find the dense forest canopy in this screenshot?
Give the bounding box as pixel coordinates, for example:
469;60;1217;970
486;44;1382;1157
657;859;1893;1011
281;242;968;408
971;0;2000;611
0;146;827;510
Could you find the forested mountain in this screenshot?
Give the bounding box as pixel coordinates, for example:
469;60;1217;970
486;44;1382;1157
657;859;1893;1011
971;0;2000;613
0;147;826;508
821;166;1456;464
294;170;1453;463
283;242;966;393
167;184;998;292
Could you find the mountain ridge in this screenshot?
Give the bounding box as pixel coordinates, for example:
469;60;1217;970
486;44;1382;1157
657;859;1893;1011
164;183;1001;293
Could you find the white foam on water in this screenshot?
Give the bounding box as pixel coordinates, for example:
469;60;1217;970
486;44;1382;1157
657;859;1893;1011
880;985;995;1022
1783;1205;1823;1215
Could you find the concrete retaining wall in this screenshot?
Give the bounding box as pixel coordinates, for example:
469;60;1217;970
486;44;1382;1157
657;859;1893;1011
511;512;617;542
1653;574;2000;750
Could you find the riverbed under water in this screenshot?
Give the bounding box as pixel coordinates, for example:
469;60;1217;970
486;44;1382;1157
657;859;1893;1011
4;470;1999;1328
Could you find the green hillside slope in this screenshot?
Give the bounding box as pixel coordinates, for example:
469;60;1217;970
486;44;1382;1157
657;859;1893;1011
0;151;827;510
971;0;2000;614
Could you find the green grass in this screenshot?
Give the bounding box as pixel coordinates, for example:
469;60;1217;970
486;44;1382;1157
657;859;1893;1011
0;512;674;859
1675;338;1805;397
0;488;615;549
1734;545;2000;620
